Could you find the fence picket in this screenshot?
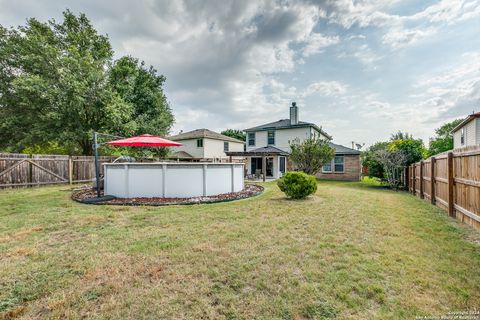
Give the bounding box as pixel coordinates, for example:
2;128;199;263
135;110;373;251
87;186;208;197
405;147;480;231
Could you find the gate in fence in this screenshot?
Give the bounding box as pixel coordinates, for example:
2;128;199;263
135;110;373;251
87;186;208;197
0;153;115;188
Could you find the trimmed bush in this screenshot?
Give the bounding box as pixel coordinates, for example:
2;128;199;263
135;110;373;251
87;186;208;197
277;171;317;199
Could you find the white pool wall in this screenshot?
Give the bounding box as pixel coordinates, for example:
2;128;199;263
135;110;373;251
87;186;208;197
104;162;244;198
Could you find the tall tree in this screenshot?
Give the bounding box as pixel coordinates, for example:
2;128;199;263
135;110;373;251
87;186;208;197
289;137;335;175
428;119;463;156
221;129;246;142
0;11;174;155
390;131;413;141
109;56;173;137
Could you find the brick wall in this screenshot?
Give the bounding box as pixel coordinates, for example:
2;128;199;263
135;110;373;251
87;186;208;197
316;154;361;181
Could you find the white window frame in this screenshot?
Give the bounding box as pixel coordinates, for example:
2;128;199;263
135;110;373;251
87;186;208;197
322;155;345;173
322;161;332;173
197;139;203;148
224;141;229;152
460;127;465;145
267;130;275;145
248;132;255;146
334;155;345;173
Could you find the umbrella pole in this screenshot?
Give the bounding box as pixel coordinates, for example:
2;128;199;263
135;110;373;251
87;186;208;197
93;132;101;198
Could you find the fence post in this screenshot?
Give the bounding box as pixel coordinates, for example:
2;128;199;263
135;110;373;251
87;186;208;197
447;152;455;217
405;166;409;190
68;156;73;185
412;164;416;196
419;161;424;199
412;163;417;195
430;157;436;205
28;154;33;187
409;165;412;194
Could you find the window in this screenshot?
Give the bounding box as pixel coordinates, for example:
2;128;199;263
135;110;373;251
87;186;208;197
267;130;275;145
197;139;203;148
334;156;344;172
248;132;255;146
224;141;229;152
461;127;465;145
279;156;286;173
322;156;345;173
322;162;332;173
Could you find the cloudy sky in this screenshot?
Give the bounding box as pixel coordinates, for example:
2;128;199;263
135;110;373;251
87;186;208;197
1;0;479;147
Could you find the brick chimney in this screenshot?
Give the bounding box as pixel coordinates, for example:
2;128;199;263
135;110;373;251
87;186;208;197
290;102;299;125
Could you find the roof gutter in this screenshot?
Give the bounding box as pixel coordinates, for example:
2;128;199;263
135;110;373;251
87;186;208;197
451;113;480;133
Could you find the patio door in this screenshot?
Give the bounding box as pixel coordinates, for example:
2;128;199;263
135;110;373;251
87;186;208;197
251;157;262;174
266;158;273;177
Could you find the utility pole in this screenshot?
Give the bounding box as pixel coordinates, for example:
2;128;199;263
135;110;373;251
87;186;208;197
93;132;101;198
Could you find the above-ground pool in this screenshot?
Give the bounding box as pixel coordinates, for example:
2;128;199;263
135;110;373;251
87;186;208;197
104;162;244;198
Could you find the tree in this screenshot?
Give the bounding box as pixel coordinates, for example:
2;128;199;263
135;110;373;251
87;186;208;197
221;129;246;142
0;11;174;155
108;56;174;158
428;119;463;156
389;138;427;165
361;141;389;179
109;56;173;138
374;149;407;190
289;137;335;175
390;131;413;140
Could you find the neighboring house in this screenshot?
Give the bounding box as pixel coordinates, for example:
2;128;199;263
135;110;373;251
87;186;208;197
168;129;244;161
226;102;361;181
452;112;480;149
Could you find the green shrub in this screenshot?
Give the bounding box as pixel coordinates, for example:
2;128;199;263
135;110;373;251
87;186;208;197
277;171;317;199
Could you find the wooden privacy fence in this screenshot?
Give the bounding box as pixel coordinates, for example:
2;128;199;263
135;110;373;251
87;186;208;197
406;146;480;231
0;153;116;188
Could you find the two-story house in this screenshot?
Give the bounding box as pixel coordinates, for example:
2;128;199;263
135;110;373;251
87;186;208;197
168;129;244;162
452;112;480;149
226;102;361;181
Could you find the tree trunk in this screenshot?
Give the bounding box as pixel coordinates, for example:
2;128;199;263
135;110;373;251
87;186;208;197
81;139;93;156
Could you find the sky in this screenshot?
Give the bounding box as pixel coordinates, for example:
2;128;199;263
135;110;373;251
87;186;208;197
1;0;479;148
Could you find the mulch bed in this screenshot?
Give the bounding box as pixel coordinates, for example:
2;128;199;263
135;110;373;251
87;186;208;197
72;184;264;206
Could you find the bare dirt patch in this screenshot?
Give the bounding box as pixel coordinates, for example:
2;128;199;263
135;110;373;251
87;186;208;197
72;184;263;206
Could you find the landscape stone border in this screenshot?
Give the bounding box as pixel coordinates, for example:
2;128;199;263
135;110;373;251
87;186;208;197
72;184;264;206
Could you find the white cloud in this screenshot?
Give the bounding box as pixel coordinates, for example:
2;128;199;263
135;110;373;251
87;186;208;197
382;26;436;49
304;81;347;97
326;0;480;50
414;51;480;119
302;32;339;57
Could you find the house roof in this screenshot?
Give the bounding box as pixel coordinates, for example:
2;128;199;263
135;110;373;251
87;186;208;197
451;112;480;133
168;129;245;144
329;142;361;155
169;151;194;159
244;119;332;139
226;146;289;157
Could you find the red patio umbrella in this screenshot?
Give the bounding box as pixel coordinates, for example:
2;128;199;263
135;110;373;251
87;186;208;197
107;134;182;147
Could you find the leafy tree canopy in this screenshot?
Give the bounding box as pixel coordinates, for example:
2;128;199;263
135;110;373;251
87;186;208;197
390;131;413;141
361;141;389;179
289;137;335;175
0;11;174;156
389;138;427;165
363;134;427;180
221;129;246;142
428;119;463;156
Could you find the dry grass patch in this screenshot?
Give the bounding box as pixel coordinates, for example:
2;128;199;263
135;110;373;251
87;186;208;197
0;180;479;319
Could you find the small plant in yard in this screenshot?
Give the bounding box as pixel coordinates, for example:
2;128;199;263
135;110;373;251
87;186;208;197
277;171;317;199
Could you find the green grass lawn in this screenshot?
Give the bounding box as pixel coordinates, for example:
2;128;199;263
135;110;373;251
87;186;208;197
1;179;479;319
